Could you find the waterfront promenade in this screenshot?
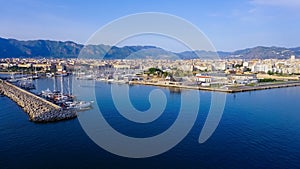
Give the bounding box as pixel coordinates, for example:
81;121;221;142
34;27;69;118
0;80;76;122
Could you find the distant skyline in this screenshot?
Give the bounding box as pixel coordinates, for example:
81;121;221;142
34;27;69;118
1;0;300;52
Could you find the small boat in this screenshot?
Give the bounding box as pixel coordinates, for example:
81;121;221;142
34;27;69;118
41;88;54;99
46;73;54;78
76;75;94;80
55;71;68;77
18;80;35;90
8;73;18;83
64;101;93;110
40;88;74;104
53;92;73;104
29;75;39;80
96;78;106;81
8;78;18;83
107;79;114;83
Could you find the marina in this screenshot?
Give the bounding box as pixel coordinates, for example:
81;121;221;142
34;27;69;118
38;75;93;110
0;70;300;124
0;79;77;122
0;72;95;122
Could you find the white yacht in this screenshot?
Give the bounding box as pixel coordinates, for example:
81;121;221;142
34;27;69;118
65;101;93;110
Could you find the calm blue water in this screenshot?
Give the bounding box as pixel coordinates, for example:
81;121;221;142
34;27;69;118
1;77;300;169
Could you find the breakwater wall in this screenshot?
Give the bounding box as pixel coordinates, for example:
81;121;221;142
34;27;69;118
129;81;300;93
0;80;76;122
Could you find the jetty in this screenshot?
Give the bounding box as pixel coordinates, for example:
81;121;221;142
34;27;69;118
227;81;300;93
0;79;76;122
129;81;300;93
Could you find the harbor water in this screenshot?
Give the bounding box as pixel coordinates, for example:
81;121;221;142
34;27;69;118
0;76;300;169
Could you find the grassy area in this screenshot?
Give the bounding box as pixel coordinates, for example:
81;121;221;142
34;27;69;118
246;83;256;87
258;78;277;83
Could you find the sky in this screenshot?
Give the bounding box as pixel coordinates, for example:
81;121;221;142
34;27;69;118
0;0;300;52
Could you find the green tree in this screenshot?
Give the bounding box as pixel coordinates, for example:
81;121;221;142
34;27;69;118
267;70;274;75
148;68;163;74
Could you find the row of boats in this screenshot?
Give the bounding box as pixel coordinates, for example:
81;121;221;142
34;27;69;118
7;73;93;110
40;88;93;110
5;72;94;110
8;73;37;90
8;78;36;90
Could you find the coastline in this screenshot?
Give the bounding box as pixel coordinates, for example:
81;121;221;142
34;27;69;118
0;72;18;74
128;81;300;93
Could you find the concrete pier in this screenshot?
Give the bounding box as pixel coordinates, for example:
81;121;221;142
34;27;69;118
129;81;300;93
0;80;77;122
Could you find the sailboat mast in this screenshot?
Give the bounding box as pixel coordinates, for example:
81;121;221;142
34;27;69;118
68;76;71;95
53;77;56;91
35;79;38;91
61;77;63;94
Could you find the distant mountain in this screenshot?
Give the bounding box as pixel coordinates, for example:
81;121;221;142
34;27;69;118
0;37;299;59
228;46;299;59
0;37;163;59
177;50;230;60
0;37;83;58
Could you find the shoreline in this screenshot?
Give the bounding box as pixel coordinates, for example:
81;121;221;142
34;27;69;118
0;71;20;74
128;81;300;93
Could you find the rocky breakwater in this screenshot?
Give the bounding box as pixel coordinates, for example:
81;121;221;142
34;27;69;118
0;80;77;122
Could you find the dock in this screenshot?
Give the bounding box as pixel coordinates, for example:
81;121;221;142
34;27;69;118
129;81;300;93
0;79;77;122
228;81;300;93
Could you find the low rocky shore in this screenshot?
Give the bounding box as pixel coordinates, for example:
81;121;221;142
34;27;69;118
0;80;77;122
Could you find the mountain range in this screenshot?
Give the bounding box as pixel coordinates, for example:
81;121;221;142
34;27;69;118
0;37;299;59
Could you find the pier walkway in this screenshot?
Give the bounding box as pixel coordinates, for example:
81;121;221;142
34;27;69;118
129;81;300;93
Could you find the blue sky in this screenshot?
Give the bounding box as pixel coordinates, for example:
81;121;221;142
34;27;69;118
1;0;300;51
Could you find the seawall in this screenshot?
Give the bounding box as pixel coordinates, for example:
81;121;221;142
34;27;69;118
129;81;300;93
0;80;77;122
